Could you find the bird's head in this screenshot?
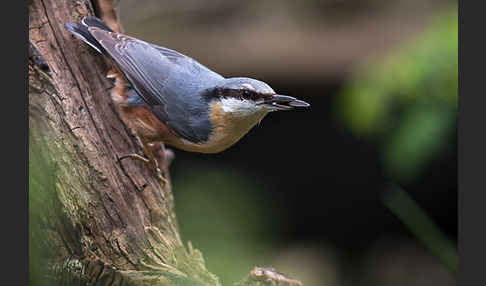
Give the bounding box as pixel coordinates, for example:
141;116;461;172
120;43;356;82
174;77;310;153
205;77;310;117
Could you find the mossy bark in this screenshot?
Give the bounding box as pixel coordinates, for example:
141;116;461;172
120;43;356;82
29;1;302;285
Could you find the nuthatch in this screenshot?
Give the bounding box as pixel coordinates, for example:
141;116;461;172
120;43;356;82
65;16;310;178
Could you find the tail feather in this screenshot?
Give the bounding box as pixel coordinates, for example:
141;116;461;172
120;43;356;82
64;16;113;54
81;16;114;33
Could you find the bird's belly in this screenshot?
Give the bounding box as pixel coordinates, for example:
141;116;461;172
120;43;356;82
169;109;268;153
170;134;244;153
120;105;175;142
116;101;260;153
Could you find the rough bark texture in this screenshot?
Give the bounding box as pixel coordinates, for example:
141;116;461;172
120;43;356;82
29;0;302;285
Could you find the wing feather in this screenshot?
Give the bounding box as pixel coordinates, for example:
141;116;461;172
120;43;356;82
88;27;223;142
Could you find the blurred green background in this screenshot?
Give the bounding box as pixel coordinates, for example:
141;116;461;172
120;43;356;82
94;1;458;285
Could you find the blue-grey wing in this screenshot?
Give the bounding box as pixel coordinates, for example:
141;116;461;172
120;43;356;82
148;43;222;79
88;27;223;142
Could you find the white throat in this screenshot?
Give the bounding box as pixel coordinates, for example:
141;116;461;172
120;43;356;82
220;97;266;117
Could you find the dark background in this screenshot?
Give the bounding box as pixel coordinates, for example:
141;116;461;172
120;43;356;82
119;1;457;285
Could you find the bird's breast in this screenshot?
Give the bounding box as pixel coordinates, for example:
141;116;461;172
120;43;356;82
172;101;267;153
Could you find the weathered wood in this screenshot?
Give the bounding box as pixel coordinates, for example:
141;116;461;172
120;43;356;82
29;0;302;285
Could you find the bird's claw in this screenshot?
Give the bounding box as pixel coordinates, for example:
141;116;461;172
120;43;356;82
119;153;150;163
119;153;168;185
155;167;169;185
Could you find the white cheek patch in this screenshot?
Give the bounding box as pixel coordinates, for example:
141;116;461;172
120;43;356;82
220;97;262;116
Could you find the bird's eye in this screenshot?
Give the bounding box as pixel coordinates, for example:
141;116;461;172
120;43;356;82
242;90;251;98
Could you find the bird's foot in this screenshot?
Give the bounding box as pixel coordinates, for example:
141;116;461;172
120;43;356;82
154;166;168;186
118;153;168;185
119;153;150;163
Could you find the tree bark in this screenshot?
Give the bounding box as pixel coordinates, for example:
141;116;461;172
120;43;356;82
29;1;302;285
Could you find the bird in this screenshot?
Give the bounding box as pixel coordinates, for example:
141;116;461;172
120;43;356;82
64;16;310;180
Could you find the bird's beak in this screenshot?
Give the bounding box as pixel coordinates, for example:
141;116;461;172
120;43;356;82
258;95;310;110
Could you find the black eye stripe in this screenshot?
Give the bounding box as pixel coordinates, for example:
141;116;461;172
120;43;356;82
203;87;272;102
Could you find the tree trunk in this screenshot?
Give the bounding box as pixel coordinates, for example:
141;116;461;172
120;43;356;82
29;1;302;285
